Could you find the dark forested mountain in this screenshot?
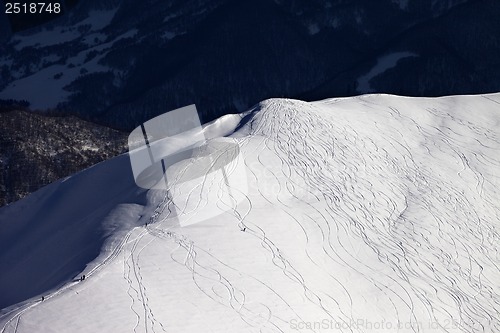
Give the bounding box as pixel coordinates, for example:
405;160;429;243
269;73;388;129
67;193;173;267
0;0;499;130
0;110;127;205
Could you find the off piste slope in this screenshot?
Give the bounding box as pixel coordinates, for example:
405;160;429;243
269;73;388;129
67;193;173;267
1;94;500;332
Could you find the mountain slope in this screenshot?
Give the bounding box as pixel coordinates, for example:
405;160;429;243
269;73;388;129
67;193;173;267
0;110;127;206
1;93;500;332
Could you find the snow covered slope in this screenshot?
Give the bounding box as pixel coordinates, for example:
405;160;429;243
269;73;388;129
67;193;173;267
1;94;500;332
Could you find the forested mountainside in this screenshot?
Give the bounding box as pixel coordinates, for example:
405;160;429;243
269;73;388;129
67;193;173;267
1;0;499;130
0;110;127;205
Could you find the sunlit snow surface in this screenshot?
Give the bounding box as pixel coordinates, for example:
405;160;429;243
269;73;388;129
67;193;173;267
1;94;500;332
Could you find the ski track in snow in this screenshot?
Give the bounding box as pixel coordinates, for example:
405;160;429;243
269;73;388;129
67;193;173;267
1;95;500;332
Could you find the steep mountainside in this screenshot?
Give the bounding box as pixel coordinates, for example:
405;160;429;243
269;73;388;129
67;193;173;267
0;110;127;206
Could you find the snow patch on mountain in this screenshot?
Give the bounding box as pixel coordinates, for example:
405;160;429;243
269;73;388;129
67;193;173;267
11;9;116;51
12;27;81;50
0;56;13;68
307;23;320;35
82;32;107;46
77;8;118;32
431;0;469;15
162;30;183;40
392;0;410;10
357;52;418;93
0;55;109;110
0;27;141;110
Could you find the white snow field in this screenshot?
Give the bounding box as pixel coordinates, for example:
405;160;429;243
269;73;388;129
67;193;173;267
1;94;500;332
